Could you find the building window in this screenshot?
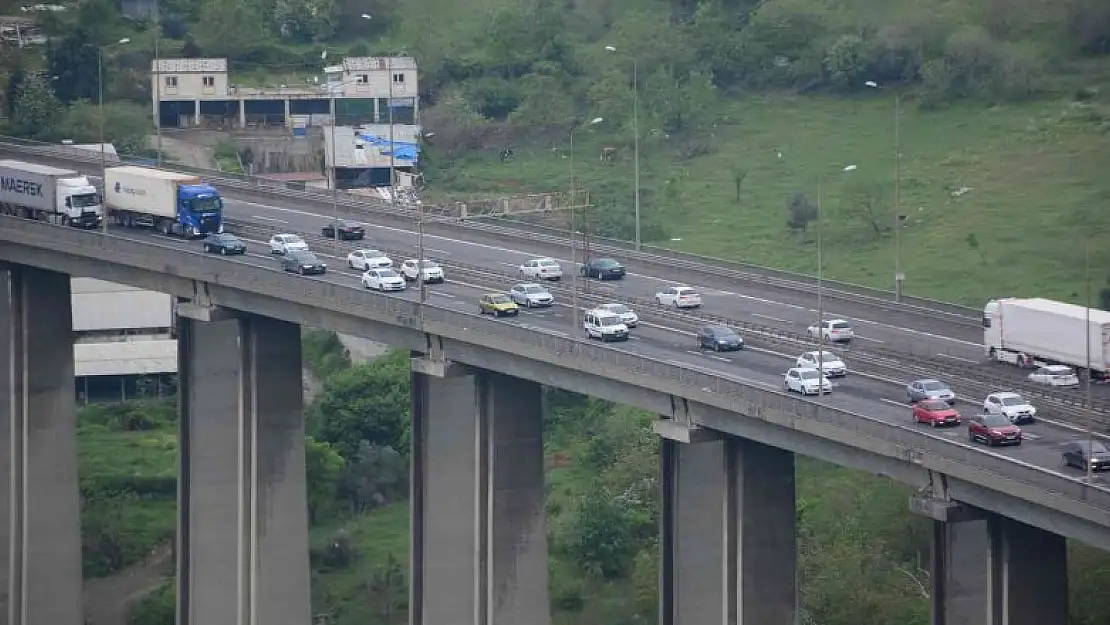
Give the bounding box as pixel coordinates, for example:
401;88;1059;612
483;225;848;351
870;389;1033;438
358;74;369;83
392;73;404;84
165;76;178;87
202;76;214;87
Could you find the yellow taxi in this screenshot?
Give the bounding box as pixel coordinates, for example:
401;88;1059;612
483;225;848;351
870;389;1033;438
478;292;519;317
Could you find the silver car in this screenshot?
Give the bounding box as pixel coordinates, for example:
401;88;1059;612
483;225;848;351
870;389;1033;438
510;283;554;307
907;379;955;404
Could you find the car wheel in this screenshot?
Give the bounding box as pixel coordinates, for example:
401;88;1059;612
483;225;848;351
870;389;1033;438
713;343;720;352
784;381;790;392
672;300;679;309
220;248;227;255
299;267;305;275
379;284;385;292
930;419;938;428
348;260;354;268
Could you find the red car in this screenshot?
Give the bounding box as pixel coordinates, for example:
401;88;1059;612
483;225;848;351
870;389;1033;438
967;413;1022;446
913;400;962;427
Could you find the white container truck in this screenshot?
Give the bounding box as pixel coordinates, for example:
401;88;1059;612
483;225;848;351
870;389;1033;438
105;166;223;238
0;159;102;228
983;297;1110;378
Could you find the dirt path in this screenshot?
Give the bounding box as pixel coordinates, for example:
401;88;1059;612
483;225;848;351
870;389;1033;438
149;135;217;169
83;544;173;625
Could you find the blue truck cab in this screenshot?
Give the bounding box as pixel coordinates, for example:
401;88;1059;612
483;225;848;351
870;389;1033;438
178;183;223;237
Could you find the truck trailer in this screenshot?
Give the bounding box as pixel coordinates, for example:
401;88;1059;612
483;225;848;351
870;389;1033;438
105;166;223;237
983;297;1110;377
0;159;102;228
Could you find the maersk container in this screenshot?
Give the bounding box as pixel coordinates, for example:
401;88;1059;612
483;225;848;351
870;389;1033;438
0;159;102;227
983;297;1110;373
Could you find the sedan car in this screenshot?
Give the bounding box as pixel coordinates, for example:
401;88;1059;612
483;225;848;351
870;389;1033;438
478;293;519;317
907;379;956;404
519;257;563;281
806;319;854;342
510;283;555;308
697;324;744;351
580;258;626;280
269;233;308;255
796;351;846;377
347;249;393;271
361;268;406;291
202;232;247;255
321;219;365;240
912;400;962;427
655;286;702;309
967;413;1022;446
281;250;326;275
1062;441;1110;471
596;303;638;328
784;367;832;395
983;392;1036;424
401;259;445;283
1028;365;1080;388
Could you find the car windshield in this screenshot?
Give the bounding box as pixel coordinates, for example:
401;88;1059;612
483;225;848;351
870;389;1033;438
600;317;619;326
364;250;384;257
606;304;630;314
799;370;821;380
377;269;398;278
524;286;546;294
595;259;619;267
490;295;511;304
284;236;305;245
538;259;558;267
191;196;222;213
1000;396;1026;406
981;414;1012;427
714;328;738;339
831;322;851;329
338;221;358;227
922;381;946;391
814;351;837;362
677;288;697;296
1045;367;1072;376
1081;442;1110;454
293;252;319;262
921;400;949;411
71;192;99;207
418;260;438;268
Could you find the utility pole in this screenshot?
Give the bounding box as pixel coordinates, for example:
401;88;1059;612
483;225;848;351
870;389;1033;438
893;93;904;301
387;56;396;203
816;179;825;386
154;16;162;166
1086;240;1095;483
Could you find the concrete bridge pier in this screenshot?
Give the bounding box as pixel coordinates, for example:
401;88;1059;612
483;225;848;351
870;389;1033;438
655;420;797;625
916;496;1068;625
0;265;84;625
175;307;311;625
409;355;550;625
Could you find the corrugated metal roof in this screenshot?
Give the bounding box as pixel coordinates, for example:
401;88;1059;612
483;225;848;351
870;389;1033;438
342;56;417;71
152;58;227;73
75;340;177;376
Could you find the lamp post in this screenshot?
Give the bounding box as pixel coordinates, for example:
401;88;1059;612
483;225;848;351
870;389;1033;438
865;80;904;301
569;116;603;335
815;164;858;384
99;37;130;233
1085;241;1095;483
604;45;641;250
154;19;162;166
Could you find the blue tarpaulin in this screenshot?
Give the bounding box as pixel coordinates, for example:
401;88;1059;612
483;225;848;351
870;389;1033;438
355;132;420;163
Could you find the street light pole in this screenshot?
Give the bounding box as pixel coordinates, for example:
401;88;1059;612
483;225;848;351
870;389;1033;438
99;37;130;234
893;93;903;301
816;178;824;385
605;45;641;249
154;20;162;166
330;89;339;256
387;55;396;203
1086;241;1095;482
568;117;602;336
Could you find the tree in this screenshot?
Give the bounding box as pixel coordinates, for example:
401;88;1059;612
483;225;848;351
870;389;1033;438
9;73;63;142
965;232;986;265
59;100;152;156
336;442;408;512
370;552;407;623
786;191;818;237
841;182;888;237
307;352;410;460
195;0;270;58
561;480;641;579
732;167;747;205
305;436;345;522
5;66;25;119
47;29;100;104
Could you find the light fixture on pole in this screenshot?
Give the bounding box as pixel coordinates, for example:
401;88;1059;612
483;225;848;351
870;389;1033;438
1085;240;1095;483
327;13;372;256
99;37;130;234
568;116;603;336
605;45;641;250
865;80;904;301
815;164;859;384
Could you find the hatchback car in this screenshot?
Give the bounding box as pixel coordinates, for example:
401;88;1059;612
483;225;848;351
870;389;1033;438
596;303;638;327
983;392;1036;424
281;250;326;275
478;293;519;317
580;258;626;280
967;413;1022;446
913;400;962;427
656;286;702;309
269;233;308;255
1062;441;1110;471
697;324;744;351
361;268;406;291
1028;365;1080;388
202;232;247;255
796;351;846;377
784;367;832;395
806;319;854;342
510;283;554;308
347;249;393;270
321;219;365;240
583;309;630;342
907;379;956;404
519;257;563;281
400;259;445;283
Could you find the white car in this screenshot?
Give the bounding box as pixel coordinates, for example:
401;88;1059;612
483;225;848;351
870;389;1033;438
361;268;406;292
510;283;554;307
269;233;308;255
796;351;847;377
1027;365;1080;388
583;309;629;341
596;303;638;328
519;257;563;281
784;367;832;395
655;286;702;309
807;319;854;342
983;392;1036;424
401;259;445;284
347;249;393;271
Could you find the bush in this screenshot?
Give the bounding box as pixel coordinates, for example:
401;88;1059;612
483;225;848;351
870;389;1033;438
560;481;642;580
302;329;350;379
308;352;410;461
79;400;175;432
128;580;174;625
1069;0;1110;54
824;34;869;89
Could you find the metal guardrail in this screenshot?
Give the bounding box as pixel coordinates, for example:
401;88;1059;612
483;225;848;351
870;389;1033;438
2;214;1108;523
0;135;980;327
227;220;1110;421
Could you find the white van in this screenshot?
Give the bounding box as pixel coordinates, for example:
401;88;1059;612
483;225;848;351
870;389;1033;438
583;309;630;342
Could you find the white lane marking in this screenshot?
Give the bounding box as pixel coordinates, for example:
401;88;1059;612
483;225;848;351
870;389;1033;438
856;336;885;344
752;313;789;323
433;292;455;299
879;398;907;407
229;199;977;346
936;353;980;364
708;355;732;363
252;215;288;224
425;248;452;255
1023;433;1042;441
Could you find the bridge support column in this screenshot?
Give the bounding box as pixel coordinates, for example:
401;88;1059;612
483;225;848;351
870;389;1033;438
921;499;1068;625
0;265;83;625
175;311;310;625
656;421;796;625
410;357;549;625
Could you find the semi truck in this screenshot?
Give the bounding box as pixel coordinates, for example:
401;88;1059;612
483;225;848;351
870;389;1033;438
983;297;1110;378
105;166;223;237
0;159;102;227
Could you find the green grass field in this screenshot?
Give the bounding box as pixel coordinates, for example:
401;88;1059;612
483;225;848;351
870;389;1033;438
432;85;1110;306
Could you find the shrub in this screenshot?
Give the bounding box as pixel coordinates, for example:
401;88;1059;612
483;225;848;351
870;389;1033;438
1069;0;1110;54
824;34;869;90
